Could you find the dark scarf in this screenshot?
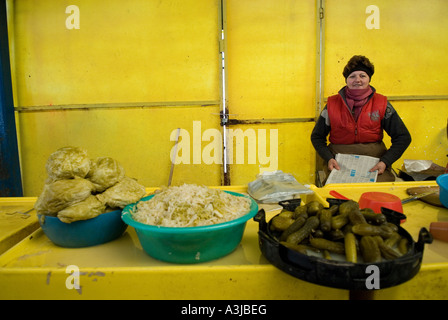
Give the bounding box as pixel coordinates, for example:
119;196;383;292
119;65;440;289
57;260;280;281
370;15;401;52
344;86;373;121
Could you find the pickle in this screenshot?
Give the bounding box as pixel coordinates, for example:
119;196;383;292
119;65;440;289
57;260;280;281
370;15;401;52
361;208;387;225
339;200;359;217
320;208;333;232
306;201;323;216
331;214;349;230
323;250;332;260
352;223;394;238
310;238;345;254
286;216;319;244
327;204;339;215
348;207;367;225
384;222;399;232
270;215;295;231
379;225;395;238
342;223;353;234
280;241;308;255
373;235;384;245
313;229;324;238
279;216;306;241
328;229;345;241
293;205;308;219
344;232;357;263
360;236;381;263
384;232;401;247
378;241;402;260
279;209;294;219
398;238;409;255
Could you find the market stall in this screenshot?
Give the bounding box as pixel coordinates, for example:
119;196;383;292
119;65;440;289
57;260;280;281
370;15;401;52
1;181;447;300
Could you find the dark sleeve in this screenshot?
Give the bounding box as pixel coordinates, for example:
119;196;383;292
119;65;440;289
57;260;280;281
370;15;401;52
380;101;412;167
311;107;335;163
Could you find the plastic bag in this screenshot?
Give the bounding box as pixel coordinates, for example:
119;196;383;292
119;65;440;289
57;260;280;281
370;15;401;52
247;170;313;203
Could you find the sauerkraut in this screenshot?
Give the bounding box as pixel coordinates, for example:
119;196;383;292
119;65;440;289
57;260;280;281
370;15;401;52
132;184;252;227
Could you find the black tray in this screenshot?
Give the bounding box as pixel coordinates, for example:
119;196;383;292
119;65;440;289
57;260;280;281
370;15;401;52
254;200;433;290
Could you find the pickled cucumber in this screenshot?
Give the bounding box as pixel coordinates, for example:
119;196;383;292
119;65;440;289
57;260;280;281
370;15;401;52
319;208;333;232
344;232;357;263
361;208;386;225
310;238;345;254
279;216;307;241
270;197;407;264
360;236;381;263
286;216;319;244
270;215;295;231
352;223;394;238
306;201;323;216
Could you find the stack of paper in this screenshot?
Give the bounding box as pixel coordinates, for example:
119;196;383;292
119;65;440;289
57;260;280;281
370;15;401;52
325;154;379;185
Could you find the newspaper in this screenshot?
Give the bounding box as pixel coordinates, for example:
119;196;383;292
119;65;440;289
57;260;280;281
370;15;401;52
325;154;379;185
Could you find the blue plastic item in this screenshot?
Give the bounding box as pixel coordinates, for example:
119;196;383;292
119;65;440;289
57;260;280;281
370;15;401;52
121;191;258;264
38;209;127;248
436;174;448;208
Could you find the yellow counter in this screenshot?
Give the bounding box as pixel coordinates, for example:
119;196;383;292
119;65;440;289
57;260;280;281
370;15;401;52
0;197;39;255
1;182;447;300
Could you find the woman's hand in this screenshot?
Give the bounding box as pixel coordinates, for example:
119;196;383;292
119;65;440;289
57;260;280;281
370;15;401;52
328;158;340;171
370;161;387;175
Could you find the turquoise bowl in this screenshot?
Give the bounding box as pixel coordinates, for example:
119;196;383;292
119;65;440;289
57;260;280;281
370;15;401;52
436;174;448;208
121;191;258;264
38;209;127;248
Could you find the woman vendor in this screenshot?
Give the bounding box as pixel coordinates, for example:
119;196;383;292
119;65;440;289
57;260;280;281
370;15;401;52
311;55;412;182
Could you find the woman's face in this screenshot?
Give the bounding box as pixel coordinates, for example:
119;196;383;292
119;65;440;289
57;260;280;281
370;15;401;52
346;71;370;89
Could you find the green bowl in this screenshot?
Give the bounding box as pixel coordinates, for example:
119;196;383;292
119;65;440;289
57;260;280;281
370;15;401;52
121;191;258;264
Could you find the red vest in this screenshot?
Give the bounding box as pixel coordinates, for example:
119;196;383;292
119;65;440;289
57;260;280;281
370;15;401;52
327;92;387;144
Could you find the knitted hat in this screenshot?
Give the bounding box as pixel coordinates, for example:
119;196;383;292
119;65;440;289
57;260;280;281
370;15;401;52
343;55;374;79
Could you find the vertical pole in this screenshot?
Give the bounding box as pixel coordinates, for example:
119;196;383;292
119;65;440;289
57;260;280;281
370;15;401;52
0;1;23;196
314;0;325;187
220;0;231;186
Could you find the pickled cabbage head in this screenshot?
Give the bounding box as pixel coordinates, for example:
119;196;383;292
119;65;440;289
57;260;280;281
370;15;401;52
87;157;125;192
45;146;91;180
57;195;106;223
96;177;146;209
34;177;95;215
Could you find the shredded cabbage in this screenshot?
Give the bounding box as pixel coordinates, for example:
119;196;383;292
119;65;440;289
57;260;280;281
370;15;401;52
132;184;252;227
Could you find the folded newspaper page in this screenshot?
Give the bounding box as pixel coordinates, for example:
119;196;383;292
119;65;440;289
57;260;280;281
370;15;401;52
325;154;379;185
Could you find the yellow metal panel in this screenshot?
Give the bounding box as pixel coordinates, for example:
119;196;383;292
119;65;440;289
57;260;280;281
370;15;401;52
11;0;220;106
225;0;316;119
387;100;448;170
373;263;448;299
0;197;38;254
228;122;316;186
324;0;448;97
18;106;223;196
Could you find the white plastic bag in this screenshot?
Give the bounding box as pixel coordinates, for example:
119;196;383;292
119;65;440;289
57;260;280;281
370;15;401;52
247;170;313;203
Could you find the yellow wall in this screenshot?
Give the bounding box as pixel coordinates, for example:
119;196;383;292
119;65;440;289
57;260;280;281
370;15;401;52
224;0;317;185
6;0;448;195
8;0;223;195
